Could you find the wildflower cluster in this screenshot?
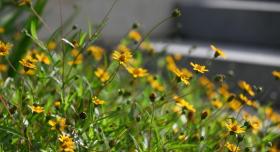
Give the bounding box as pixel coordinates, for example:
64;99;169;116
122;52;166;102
0;3;279;152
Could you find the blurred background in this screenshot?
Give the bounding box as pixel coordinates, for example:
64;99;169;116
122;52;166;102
42;0;280;108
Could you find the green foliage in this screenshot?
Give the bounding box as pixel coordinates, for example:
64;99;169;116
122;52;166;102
0;1;279;152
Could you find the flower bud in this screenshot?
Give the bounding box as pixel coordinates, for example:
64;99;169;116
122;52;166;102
172;8;182;18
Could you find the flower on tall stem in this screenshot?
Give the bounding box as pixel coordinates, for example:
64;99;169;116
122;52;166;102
95;68;110;82
238;80;255;97
190;62;208;74
112;45;133;64
272;70;280;80
210;45;226;58
124;64;148;78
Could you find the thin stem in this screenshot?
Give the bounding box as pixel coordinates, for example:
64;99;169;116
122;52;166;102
29;4;52;33
64;0;119;80
134;16;172;52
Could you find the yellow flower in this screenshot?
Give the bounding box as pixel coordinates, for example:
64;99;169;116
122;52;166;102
124;64;148;78
225;142;240;152
218;84;231;98
239;94;253;106
243;113;262;133
173;96;196;113
54;101;61;108
29;105;44;113
199;76;215;90
87;45;105;61
0;64;7;72
20;69;36;75
269;145;280;152
210;45;226;58
112;45;133;64
0;41;12;56
95;68;110;82
238;80;255;97
147;75;165;92
48;117;66;132
140;41;154;53
172;68;192;86
265;107;280;124
272;70;280;80
174;54;183;61
211;99;223;109
166;55;177;72
128;30;142;42
92;96;106;105
0;27;5;34
178;134;188;141
35;52;50;65
58;134;75;152
225;119;245;134
68;49;83;65
190;62;208;74
47;41;57;50
228;99;242;111
19;56;37;70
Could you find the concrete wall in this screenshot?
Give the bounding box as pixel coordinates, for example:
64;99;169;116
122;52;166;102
42;0;177;43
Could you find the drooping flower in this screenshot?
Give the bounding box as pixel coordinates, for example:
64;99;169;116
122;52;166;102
48;117;67;132
112;45;133;64
225;119;245;134
172;67;192;86
228;99;242;112
58;134;75;152
35;52;50;65
95;68;110;82
225;142;240;152
272;70;280;80
190;62;208;74
68;49;83;65
124;64;148;78
92;96;106;105
140;41;154;53
128;30;142;42
29;105;44;113
147;75;165;92
238;80;255;97
210;45;226;58
218;83;231;98
173;96;196;113
239;94;253;106
87;45;105;61
243;112;262;133
211;99;223;109
0;41;12;56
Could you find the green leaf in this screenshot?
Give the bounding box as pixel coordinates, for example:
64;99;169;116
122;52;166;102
262;133;280;143
30;20;38;39
0;126;24;138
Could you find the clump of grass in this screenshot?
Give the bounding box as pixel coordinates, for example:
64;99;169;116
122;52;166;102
0;1;280;151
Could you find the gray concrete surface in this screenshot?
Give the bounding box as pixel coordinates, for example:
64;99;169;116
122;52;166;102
42;0;176;43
